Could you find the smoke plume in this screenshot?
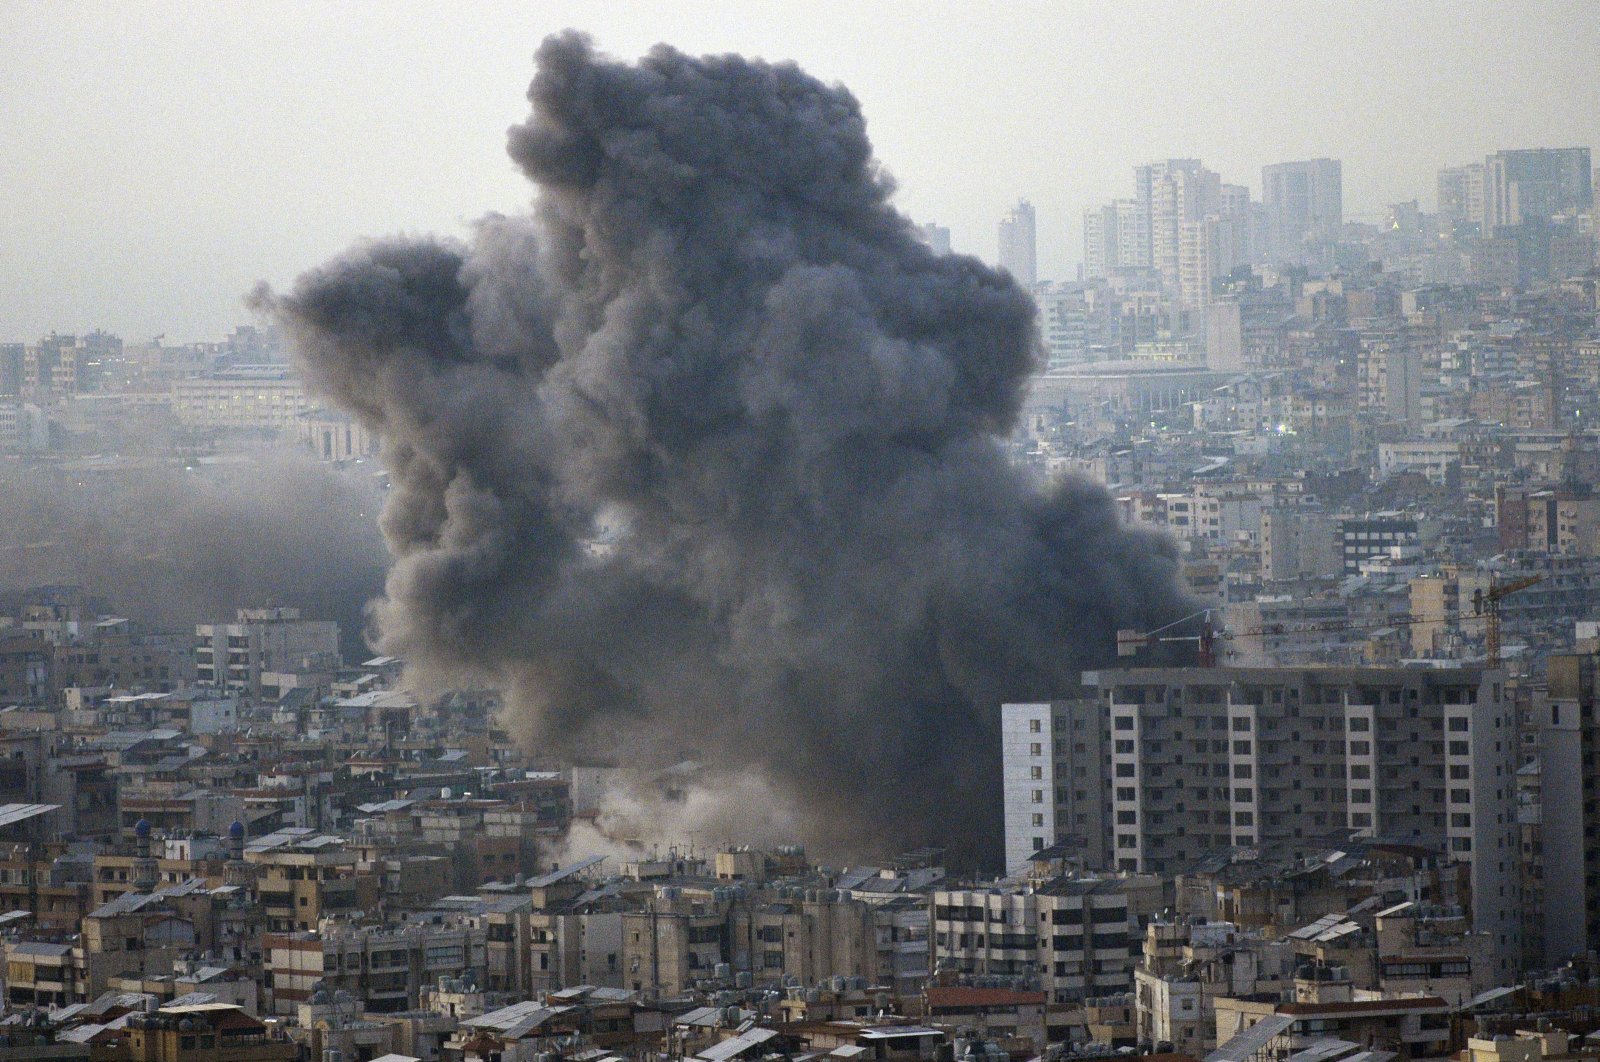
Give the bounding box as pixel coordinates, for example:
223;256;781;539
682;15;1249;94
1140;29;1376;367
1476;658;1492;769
0;454;386;648
259;33;1191;866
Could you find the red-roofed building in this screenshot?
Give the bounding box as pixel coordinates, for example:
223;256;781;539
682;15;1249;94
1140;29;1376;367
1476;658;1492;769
923;985;1047;1050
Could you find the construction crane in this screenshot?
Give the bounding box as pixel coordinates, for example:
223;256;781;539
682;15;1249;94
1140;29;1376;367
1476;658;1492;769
1223;572;1545;668
1472;573;1544;669
1117;609;1217;667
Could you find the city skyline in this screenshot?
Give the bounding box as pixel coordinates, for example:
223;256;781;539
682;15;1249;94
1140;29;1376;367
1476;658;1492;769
3;1;1599;340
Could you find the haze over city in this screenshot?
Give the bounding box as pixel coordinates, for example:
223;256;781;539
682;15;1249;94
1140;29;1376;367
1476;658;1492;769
3;1;1598;340
8;4;1600;1056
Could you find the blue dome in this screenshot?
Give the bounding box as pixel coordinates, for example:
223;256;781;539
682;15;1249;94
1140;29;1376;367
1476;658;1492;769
228;820;246;840
134;819;151;839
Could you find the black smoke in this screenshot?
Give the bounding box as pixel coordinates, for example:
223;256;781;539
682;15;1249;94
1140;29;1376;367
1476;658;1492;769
0;455;386;652
259;33;1192;865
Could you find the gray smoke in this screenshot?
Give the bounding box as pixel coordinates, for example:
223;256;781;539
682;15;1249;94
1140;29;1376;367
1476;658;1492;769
259;33;1192;866
0;455;387;649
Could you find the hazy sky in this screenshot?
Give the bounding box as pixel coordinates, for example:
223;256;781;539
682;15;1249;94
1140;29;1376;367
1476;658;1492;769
3;1;1598;343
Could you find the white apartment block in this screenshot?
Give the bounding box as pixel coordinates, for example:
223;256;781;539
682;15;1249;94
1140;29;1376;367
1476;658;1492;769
1001;702;1107;874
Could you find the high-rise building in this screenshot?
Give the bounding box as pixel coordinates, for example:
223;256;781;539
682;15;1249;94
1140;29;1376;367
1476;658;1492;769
1134;160;1202;272
1483;147;1593;231
1261;158;1343;265
1083;203;1119;280
1003;665;1521;977
1177;215;1234;311
1438;163;1486;229
1142;160;1220;295
915;221;952;256
0;344;24;397
1522;654;1600;971
998;200;1037;287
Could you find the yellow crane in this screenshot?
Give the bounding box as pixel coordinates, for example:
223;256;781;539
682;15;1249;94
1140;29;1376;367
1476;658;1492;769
1472;573;1544;669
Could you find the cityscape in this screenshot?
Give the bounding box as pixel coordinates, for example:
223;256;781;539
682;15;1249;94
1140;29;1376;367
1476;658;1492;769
5;11;1600;1062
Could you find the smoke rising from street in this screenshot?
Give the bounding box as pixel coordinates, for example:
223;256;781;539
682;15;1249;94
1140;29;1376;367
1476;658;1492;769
0;455;387;646
259;33;1192;865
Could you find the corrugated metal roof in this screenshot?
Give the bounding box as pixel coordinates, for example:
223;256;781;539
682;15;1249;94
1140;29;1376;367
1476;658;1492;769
526;855;605;889
1206;1013;1296;1062
0;803;61;828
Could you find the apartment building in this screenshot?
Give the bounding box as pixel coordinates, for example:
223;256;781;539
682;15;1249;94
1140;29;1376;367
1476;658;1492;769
931;876;1138;1003
264;919;485;1014
1004;667;1520;977
196;608;339;696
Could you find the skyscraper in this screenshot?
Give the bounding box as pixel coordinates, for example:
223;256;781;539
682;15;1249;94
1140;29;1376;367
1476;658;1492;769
1438;163;1486;230
1082;203;1119;279
1261;158;1343;265
916;221;952;256
1483;147;1593;231
998;199;1037;288
1132;156;1203;281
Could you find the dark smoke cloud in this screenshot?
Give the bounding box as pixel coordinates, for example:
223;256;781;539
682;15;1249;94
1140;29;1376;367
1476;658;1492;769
259;33;1192;865
0;455;386;649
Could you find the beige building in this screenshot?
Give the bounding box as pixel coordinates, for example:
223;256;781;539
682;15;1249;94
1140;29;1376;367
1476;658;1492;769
171;368;310;431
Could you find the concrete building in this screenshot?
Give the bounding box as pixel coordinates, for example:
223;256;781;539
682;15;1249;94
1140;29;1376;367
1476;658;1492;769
298;407;378;462
1259;509;1342;582
1008;667;1520;977
999;200;1037;288
265;919;485;1014
931;876;1139;1003
171;367;310;431
196;607;339;696
1439;163;1487;230
1084;203;1120;280
1000;701;1106;874
1339;514;1419;575
1521;654;1600;969
1261;159;1343;266
915;222;952;256
1483;148;1593;233
1139;160;1220;296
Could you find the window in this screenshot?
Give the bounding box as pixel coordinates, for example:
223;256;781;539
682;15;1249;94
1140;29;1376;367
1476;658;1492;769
1349;740;1370;755
1232;717;1252;731
1449;741;1470;756
1116;787;1135;801
1233;740;1252;755
1030;766;1043;780
1114;716;1134;731
1032;790;1044;804
1032;814;1045;827
1234;788;1253;802
1348;716;1370;731
1351;788;1371;803
1029;719;1042;733
1030;742;1042;756
1448;717;1469;732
